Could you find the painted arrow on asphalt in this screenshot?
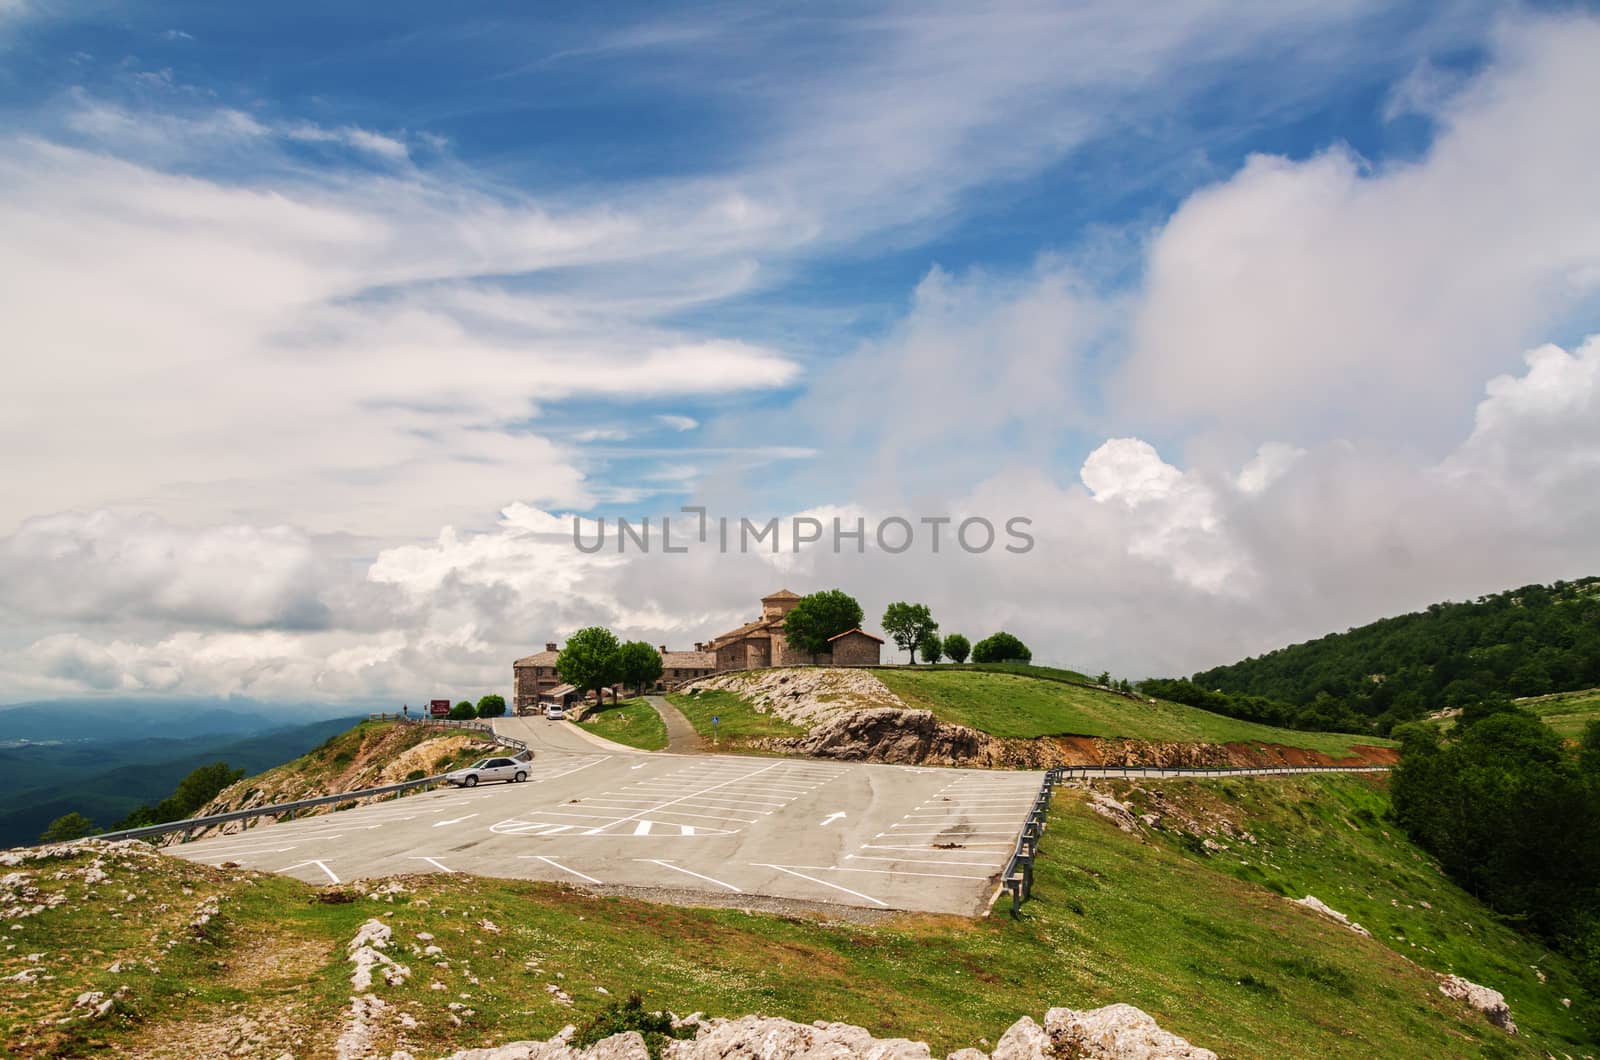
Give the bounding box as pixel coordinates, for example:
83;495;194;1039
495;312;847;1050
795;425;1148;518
820;812;847;826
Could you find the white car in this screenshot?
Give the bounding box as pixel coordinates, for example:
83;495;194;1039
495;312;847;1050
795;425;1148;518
443;755;529;787
546;705;566;721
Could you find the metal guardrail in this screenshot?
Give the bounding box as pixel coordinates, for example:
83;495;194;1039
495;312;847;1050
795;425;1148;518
997;762;1392;915
81;717;531;847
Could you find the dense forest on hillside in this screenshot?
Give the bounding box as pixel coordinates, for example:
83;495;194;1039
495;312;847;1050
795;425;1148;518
1181;577;1600;734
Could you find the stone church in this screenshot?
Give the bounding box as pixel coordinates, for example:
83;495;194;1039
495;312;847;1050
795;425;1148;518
704;589;882;671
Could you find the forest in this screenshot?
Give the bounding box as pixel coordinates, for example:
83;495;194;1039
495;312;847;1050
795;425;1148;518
1169;577;1600;735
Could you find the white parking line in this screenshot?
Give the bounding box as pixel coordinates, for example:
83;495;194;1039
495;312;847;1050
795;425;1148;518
846;854;998;867
433;814;479;827
410;857;454;873
641;859;742;893
524;856;603;885
756;864;888;907
780;864;992;881
281;859;340;883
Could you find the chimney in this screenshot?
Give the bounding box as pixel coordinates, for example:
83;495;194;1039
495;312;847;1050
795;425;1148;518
694;642;704;652
659;644;668;654
545;642;557;652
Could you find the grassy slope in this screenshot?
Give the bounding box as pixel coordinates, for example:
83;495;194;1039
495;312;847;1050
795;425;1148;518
6;778;1592;1058
666;689;807;746
876;667;1392;756
581;698;669;751
1518;687;1600;740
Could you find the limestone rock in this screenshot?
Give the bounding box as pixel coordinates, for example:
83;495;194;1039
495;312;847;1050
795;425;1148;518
664;1015;932;1058
1438;975;1517;1035
1044;1004;1217;1059
1086;792;1140;834
1293;895;1372;938
990;1016;1051;1059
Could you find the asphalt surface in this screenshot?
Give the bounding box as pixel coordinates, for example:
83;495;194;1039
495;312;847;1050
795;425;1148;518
168;716;1046;916
644;695;703;754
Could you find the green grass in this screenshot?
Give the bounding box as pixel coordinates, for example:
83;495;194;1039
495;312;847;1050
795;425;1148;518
876;668;1394;757
1517;688;1600;740
666;689;807;746
582;698;669;751
7;777;1594;1057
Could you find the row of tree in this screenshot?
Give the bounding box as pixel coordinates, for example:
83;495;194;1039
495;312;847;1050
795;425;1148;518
879;599;1031;666
441;694;508;720
40;760;248;842
556;628;667;709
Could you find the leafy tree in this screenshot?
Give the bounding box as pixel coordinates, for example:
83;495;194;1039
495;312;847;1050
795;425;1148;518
972;631;1031;664
40;812;97;843
943;633;971;665
476;694;507;718
617;641;664;696
449;701;476;720
558;626;622;708
171;762;245;815
882;602;938;665
783;590;864;657
1096;671;1111;686
918;635;942;664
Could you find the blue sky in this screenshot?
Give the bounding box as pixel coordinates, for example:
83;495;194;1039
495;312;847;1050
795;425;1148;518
2;2;1599;702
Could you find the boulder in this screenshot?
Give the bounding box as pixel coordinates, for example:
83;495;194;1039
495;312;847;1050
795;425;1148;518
1438;975;1517;1035
664;1015;931;1058
1292;895;1371;938
989;1016;1051;1059
1044;1004;1217;1059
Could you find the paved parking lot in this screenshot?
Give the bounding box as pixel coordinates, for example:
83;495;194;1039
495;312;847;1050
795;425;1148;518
169;725;1045;916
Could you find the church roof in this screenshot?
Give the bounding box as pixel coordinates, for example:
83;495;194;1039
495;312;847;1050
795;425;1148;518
514;650;560;666
761;588;801;601
828;627;884;644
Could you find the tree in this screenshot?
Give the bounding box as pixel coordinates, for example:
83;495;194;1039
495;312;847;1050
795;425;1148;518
972;631;1031;664
943;633;971;665
171;762;245;816
617;641;664;696
449;701;476;720
1096;671;1111;686
476;694;507;718
882;602;938;665
558;626;623;708
40;812;97;843
918;635;942;664
783;590;864;657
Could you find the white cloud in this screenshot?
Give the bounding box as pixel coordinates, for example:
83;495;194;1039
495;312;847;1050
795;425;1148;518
657;414;699;432
1235;443;1307;495
1118;17;1600;446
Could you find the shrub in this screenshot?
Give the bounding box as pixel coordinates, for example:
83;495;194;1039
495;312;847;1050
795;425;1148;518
942;633;971;664
972;631;1032;664
449;701;476;720
574;993;692;1057
476;694;507;718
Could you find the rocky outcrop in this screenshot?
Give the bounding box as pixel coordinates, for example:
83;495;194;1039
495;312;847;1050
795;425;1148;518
763;707;1396;770
1293;896;1372;938
1045;1005;1217;1059
1438;975;1517;1036
442;1005;1214;1060
684;668;906;728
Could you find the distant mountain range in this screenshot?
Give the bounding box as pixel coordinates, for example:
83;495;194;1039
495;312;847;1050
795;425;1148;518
0;700;367;848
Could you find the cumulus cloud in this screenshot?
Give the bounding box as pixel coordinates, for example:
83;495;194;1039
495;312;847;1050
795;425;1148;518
1119;17;1600;446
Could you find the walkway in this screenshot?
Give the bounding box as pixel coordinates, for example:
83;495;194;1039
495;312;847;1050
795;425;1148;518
646;694;703;753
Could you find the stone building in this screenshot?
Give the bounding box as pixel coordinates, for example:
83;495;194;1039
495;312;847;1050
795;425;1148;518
660;644;717;687
827;627;885;666
705;589;882;671
512;642;562;714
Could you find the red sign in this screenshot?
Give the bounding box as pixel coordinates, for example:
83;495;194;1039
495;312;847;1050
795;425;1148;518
429;699;451;717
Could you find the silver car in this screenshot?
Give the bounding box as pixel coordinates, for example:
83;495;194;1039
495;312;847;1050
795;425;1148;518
444;755;530;787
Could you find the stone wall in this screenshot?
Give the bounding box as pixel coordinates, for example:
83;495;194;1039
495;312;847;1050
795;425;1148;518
830;631;882;666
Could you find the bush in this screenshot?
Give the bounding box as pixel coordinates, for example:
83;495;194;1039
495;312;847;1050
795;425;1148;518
39;812;98;843
972;631;1031;664
449;701;476;720
574;993;692;1056
476;694;507;718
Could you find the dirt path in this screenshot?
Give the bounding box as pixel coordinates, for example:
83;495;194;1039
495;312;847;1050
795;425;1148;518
646;694;703;753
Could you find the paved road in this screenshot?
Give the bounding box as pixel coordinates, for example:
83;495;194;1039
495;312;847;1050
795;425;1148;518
168;719;1046;916
645;695;703;753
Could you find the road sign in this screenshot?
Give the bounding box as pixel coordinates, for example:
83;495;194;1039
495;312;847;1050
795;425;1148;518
429;699;450;717
712;715;719;725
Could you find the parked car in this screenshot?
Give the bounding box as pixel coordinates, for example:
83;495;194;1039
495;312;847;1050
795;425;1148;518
443;755;530;787
546;704;566;721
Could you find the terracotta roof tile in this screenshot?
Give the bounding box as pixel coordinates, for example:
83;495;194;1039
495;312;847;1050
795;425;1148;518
827;627;884;644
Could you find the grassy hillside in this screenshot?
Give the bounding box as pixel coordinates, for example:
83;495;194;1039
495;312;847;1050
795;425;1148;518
191;721;497;821
1517;687;1600;740
581;697;669;751
667;688;809;746
876;668;1392;756
4;776;1591;1057
0;718;359;847
1192;576;1600;726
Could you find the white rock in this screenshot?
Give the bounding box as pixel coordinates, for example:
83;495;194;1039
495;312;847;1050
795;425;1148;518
990;1016;1051;1059
663;1015;931;1058
1293;896;1372;938
1438;975;1517;1035
1044;1004;1217;1059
